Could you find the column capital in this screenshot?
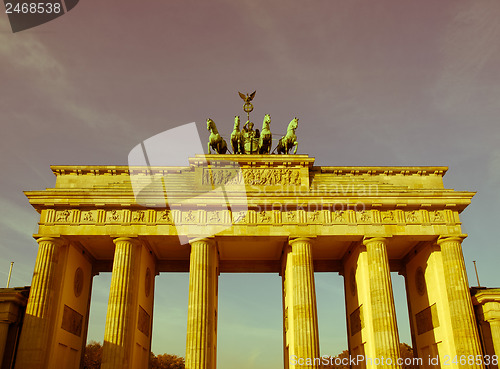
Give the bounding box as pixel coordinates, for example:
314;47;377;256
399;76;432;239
362;236;388;246
35;236;65;246
289;237;315;246
478;301;500;322
0;290;28;324
188;237;215;246
485;314;500;323
437;235;467;245
112;236;141;246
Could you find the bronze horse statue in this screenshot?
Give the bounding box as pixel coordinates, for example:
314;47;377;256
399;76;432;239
207;118;228;154
259;114;272;154
230;115;244;154
276;117;298;154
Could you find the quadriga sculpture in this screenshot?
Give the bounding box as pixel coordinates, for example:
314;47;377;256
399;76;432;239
230;115;244;154
276;117;298;155
259;114;272;154
207;118;228;154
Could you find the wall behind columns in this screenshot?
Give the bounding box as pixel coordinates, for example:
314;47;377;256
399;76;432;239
343;244;372;367
282;244;294;369
404;243;454;367
46;242;93;369
130;243;156;369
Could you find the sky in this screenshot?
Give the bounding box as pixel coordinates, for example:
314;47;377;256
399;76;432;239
1;0;500;368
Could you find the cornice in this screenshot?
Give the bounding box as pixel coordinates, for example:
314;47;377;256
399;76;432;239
24;190;474;208
471;288;500;305
313;166;448;176
50;163;448;178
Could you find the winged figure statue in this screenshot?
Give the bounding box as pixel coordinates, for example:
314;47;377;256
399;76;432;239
238;91;256;104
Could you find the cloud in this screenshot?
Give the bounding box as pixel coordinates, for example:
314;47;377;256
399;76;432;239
0;195;39;285
0;21;141;141
487;147;500;190
0;196;38;240
433;0;500;111
0;21;68;90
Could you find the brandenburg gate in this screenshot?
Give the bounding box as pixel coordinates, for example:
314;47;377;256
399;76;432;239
13;153;491;369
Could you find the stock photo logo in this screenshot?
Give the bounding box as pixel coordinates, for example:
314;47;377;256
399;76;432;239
128;123;249;245
4;0;79;33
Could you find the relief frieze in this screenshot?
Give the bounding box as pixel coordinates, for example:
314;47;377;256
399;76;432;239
157;209;172;223
81;211;95;223
55;209;72;223
258;210;272;223
107;209;122;223
231;211;247;224
406;210;419;223
203;168;301;186
333;210;346;223
43;207;455;229
183;210;198;223
382;211;395;222
308;210;321;223
208;211;223;223
286;210;297;223
132;210;146;223
357;210;371;223
431;210;444;223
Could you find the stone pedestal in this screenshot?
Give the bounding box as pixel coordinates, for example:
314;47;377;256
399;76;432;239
185;238;219;369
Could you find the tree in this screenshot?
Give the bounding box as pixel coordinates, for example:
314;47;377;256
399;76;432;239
83;341;102;369
323;343;416;369
321;349;349;369
82;341;185;369
400;343;418;369
150;353;185;369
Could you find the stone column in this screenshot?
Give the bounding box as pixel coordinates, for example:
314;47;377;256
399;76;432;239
101;237;140;369
363;237;401;368
0;322;8;367
15;237;63;369
185;238;218;369
0;289;28;368
490;319;500;359
283;237;320;368
437;236;484;366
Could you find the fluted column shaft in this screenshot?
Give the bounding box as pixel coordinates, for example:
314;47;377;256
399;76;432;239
438;236;484;367
290;238;320;368
186;238;218;369
15;237;62;369
489;320;500;358
364;237;401;368
101;237;140;369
